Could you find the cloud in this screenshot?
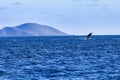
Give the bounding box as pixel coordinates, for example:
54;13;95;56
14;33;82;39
11;2;23;6
72;0;100;6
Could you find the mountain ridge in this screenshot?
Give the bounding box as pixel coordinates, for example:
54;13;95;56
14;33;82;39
0;23;67;36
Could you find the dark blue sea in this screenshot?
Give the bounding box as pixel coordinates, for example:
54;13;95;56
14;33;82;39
0;36;120;80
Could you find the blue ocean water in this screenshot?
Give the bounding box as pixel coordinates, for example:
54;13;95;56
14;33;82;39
0;36;120;80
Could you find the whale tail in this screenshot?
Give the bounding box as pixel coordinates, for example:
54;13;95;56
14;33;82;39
86;32;92;40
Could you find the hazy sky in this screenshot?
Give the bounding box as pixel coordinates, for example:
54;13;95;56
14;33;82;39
0;0;120;35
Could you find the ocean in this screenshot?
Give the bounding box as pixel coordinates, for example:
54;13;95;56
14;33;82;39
0;36;120;80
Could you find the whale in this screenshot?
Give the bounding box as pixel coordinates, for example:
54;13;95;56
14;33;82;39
86;32;92;40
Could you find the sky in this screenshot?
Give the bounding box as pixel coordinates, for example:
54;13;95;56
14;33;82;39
0;0;120;35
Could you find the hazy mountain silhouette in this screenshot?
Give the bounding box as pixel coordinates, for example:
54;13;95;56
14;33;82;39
0;23;67;36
